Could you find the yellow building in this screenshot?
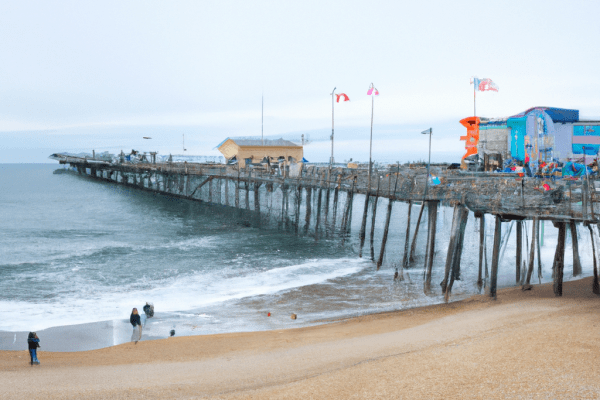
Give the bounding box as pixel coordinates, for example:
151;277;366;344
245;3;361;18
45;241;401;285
216;137;304;168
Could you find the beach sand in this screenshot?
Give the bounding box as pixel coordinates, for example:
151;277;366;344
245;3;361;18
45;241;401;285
2;277;600;399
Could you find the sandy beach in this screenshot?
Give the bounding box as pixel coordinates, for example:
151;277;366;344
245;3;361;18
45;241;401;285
2;277;600;399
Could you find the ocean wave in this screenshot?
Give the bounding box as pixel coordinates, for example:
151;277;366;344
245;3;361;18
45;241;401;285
0;257;368;331
0;236;215;268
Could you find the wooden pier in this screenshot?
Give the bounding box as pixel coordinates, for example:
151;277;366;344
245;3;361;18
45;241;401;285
54;154;600;301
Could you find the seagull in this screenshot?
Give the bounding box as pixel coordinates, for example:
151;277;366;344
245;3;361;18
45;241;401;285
143;137;152;139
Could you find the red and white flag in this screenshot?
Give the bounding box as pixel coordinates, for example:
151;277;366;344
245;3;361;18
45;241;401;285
367;83;379;96
336;93;350;103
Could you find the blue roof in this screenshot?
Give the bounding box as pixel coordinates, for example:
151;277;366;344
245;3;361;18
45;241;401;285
509;107;579;123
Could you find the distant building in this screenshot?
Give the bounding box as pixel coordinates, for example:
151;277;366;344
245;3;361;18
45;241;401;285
460;107;600;170
216;137;303;168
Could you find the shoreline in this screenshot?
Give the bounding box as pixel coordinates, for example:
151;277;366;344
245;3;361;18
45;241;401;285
2;277;600;399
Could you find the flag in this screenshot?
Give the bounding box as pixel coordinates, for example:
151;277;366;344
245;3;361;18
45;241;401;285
367;83;379;96
470;77;499;92
336;93;350;102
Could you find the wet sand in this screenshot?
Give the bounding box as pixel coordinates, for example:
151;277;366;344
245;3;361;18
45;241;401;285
2;277;600;399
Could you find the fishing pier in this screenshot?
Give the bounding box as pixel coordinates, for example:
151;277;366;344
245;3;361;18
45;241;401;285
53;154;600;302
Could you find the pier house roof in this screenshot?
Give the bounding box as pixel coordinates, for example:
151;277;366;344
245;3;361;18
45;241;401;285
216;137;303;168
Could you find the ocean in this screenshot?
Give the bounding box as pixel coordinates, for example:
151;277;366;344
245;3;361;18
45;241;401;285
0;163;596;351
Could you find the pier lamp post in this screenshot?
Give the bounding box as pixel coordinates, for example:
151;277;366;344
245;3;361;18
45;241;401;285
330;87;336;167
421;127;432;196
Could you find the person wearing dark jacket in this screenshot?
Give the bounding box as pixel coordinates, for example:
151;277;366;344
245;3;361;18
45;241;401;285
130;308;142;344
27;332;40;365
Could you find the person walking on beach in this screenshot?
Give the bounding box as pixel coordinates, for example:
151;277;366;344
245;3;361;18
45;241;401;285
130;308;142;344
27;332;40;365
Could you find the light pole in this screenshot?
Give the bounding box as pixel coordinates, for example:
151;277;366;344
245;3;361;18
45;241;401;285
330;87;336;167
421;127;432;197
367;83;379;194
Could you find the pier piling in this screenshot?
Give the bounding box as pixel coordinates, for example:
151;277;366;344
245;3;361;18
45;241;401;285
489;215;502;299
570;220;582;277
553;222;566;296
516;220;522;284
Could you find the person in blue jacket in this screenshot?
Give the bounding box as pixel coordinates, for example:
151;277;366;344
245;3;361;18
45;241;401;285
27;332;40;365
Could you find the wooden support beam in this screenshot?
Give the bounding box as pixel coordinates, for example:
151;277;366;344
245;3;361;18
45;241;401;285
235;174;240;208
441;205;462;295
254;182;261;225
341;178;356;245
295;185;302;234
401;201;413;271
323;174;331;235
281;186;287;227
408;203;426;265
489;215;502;299
570;220;582;277
423;201;438;293
477;214;485;292
209;178;213;203
452;207;469;281
224;178;229;206
245;179;250;210
315;188;323;240
358;193;370;257
516;220;522;284
537;219;543;283
524;217;537;287
586;223;600;294
190;176;214;198
377;198;394;270
331;175;341;232
304;186;312;234
285;186;290;228
446;207;469;302
553;222;566;297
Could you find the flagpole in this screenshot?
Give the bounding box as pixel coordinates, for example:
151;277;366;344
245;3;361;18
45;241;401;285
368;93;374;194
331;87;336;167
261;94;264;146
474;84;476;117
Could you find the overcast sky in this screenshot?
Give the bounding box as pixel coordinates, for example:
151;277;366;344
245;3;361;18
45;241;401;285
1;0;599;163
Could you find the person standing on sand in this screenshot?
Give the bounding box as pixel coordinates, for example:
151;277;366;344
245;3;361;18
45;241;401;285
130;308;142;344
27;332;40;365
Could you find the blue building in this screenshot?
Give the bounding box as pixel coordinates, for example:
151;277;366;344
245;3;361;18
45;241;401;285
475;107;600;169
